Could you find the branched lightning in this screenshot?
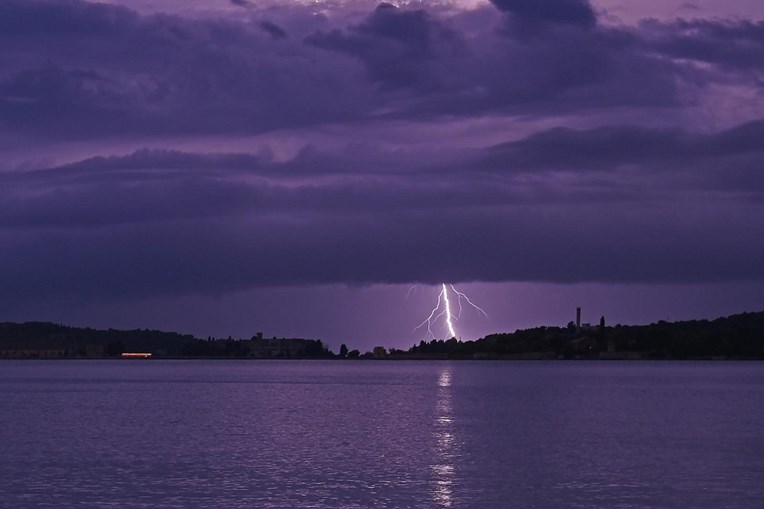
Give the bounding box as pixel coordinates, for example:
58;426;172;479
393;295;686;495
414;283;487;340
416;286;443;339
449;284;487;318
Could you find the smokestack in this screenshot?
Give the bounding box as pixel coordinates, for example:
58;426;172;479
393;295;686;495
576;307;581;332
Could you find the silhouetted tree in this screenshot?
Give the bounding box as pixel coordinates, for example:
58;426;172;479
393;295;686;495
339;343;348;358
106;340;124;357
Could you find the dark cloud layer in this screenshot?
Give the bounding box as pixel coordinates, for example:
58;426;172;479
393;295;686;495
0;0;761;310
1;121;761;301
0;0;760;139
639;18;764;72
481;121;762;176
305;4;463;91
0;0;370;137
260;20;288;39
490;0;597;29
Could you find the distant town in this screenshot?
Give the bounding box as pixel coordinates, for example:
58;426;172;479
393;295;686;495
0;310;761;361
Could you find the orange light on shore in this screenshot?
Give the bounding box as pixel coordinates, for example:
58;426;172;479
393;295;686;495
121;352;152;359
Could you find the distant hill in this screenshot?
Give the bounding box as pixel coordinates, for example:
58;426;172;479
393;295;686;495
0;322;198;358
0;322;332;359
1;311;762;360
395;311;763;360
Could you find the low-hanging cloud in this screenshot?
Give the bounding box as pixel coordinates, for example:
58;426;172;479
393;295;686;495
0;122;761;302
0;0;761;308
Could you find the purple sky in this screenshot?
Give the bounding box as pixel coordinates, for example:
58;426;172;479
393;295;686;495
1;0;762;351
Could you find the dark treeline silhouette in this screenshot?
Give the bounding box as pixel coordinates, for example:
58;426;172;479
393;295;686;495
182;336;332;359
395;312;763;360
0;322;196;358
0;311;761;360
0;323;332;359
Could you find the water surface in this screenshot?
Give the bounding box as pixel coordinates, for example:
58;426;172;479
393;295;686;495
0;360;761;508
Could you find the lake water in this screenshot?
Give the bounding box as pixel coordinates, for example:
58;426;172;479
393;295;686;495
0;360;761;508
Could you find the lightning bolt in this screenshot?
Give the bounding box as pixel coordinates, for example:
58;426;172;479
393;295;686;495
441;284;457;339
414;284;487;340
449;284;488;318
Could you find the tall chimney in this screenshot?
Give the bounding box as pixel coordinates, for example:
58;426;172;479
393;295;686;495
576;307;581;332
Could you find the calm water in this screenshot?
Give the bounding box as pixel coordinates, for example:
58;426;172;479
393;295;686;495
0;361;761;508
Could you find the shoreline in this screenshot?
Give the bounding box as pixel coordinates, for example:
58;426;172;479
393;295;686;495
1;356;760;361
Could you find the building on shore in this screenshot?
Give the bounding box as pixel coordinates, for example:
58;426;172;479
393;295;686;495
246;337;319;358
0;349;73;359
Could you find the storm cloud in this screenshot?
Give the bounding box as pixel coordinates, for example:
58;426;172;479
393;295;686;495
490;0;598;31
0;0;760;139
0;0;761;318
1;120;760;301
